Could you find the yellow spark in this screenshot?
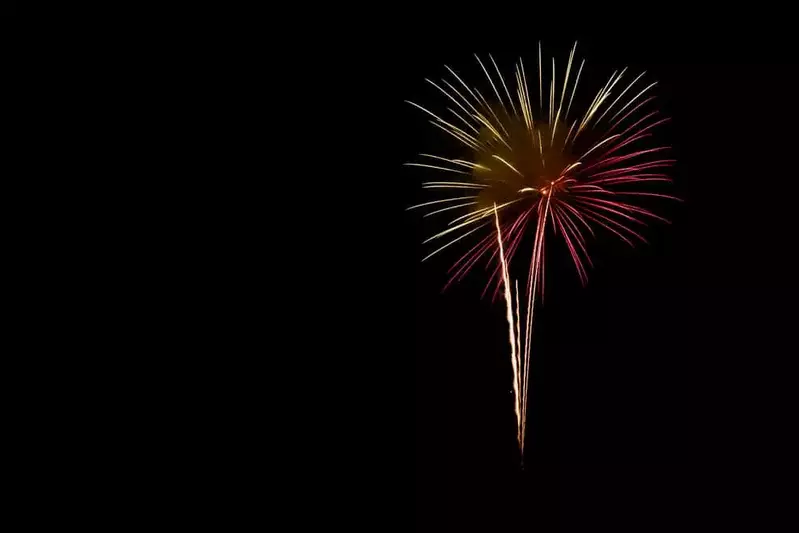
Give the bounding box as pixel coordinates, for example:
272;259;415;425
609;81;658;123
595;71;646;125
430;121;482;151
538;41;542;111
517;82;528;130
423;201;479;217
406;99;452;125
515;69;530;131
445;66;482;104
441;79;480;114
404;163;470;175
563;120;577;150
492;154;525;177
476;54;509;117
562;162;582;174
490;54;518;116
452;199;521;226
579;134;620;160
439;121;483;147
565;59;585;121
537;130;545;167
423;185;485;190
474;88;510;138
423;180;486;188
587;68;628;129
474;114;512;150
426;79;482;134
552;42;577;142
444;66;502;132
578;71;617;132
421;222;491;262
424;213;489;243
419;154;480;168
441;79;497;132
520;58;534;130
447;198;522;226
406;196;478;211
580;68;628;132
447;206;493;225
446;107;481;135
550;57;555;125
453;159;485;168
406;100;484;148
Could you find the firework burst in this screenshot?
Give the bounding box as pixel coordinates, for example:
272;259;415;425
407;42;678;460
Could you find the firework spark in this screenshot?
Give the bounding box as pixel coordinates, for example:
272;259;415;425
494;204;521;447
408;42;678;459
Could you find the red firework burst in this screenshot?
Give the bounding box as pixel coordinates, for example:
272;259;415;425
407;42;678;458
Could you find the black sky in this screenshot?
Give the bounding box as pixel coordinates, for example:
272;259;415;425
368;37;799;531
316;33;799;531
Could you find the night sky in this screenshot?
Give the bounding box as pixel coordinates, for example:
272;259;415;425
327;35;799;531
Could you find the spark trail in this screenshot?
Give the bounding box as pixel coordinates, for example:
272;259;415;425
494;204;522;448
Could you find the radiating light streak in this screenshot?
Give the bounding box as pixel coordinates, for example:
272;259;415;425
554;208;588;284
445;66;485;109
406;196;478;211
423;215;489;243
609;82;658;123
456;199;522;226
521;194;551;453
430;75;482;111
419;154;482;168
578;207;646;245
476;54;509;117
447;107;483;135
423;202;479;217
552;42;577;143
407;100;487;151
550;58;555;126
422;222;492;262
491;54;518;117
447;206;494;226
473;114;512;149
492;154;525;177
474;88;511;138
563;120;578;150
565;59;585;122
520;58;534;130
404;163;470;174
422;182;487;189
595;71;646;126
579;134;621;160
559;200;597;236
429;120;483;151
538;41;543;110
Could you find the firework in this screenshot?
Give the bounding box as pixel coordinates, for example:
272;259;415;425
407;42;678;459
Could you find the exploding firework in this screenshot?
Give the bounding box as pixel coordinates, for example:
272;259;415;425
407;42;677;459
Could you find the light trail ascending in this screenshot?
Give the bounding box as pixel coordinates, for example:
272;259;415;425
494;204;521;449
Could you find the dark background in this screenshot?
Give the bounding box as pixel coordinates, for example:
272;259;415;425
354;36;799;531
12;10;799;531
